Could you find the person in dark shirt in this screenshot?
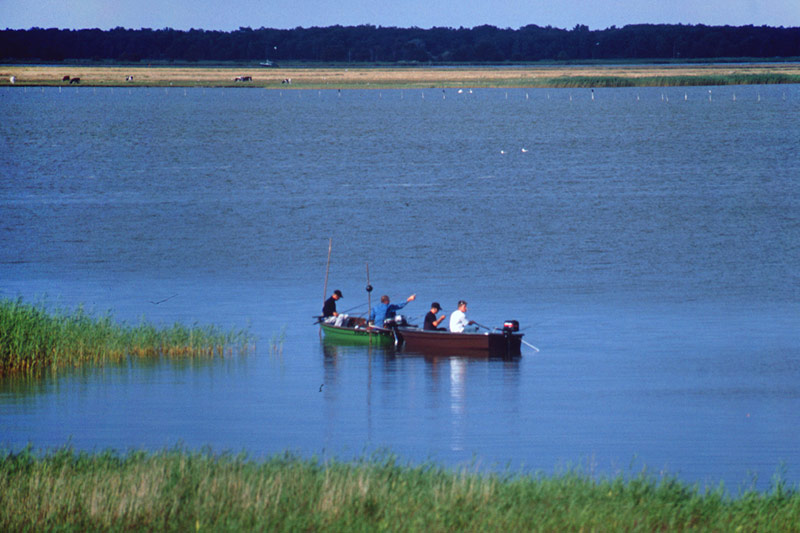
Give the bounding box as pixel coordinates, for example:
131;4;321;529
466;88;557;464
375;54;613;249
423;302;447;331
322;290;343;318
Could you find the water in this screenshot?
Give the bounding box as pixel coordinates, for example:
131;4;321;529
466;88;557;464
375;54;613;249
1;85;799;491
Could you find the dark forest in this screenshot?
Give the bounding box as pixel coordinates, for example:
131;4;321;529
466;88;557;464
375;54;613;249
2;24;799;63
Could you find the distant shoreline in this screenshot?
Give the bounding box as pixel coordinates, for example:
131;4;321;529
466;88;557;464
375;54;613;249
3;63;800;88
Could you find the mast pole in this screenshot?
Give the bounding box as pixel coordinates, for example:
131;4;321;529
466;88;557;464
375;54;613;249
366;262;372;315
323;237;332;305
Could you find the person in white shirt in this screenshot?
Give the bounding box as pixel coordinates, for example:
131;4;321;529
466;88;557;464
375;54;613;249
449;300;476;333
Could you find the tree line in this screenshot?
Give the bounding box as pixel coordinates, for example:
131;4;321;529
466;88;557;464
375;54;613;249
2;24;799;63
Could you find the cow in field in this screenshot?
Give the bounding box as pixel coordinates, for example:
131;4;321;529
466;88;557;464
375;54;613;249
69;77;81;84
62;75;70;81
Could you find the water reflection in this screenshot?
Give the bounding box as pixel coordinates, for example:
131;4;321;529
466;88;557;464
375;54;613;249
319;339;521;454
449;358;466;451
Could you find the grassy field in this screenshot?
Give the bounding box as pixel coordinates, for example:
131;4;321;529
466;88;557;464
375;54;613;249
1;447;798;531
3;63;800;88
0;298;252;377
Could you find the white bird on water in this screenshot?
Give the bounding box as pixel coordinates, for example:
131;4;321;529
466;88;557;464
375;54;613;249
521;148;528;153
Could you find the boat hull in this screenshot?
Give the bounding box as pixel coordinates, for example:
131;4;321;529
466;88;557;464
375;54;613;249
319;320;395;347
395;327;522;357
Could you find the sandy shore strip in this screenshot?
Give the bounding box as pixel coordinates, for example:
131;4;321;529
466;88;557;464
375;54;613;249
2;63;800;88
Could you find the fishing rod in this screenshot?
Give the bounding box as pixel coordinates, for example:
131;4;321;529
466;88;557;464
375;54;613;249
341;302;368;314
312;301;369;325
474;322;540;353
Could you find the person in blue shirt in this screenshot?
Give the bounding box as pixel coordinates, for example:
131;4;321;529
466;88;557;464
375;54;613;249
369;293;416;327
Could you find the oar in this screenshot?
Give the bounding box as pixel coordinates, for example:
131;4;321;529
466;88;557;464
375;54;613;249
475;322;540;352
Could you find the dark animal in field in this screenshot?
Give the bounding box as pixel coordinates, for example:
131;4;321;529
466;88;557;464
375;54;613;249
234;76;252;82
126;75;134;82
69;77;80;84
62;75;70;81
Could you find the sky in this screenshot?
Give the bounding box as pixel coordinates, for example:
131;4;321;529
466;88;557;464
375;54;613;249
2;0;800;31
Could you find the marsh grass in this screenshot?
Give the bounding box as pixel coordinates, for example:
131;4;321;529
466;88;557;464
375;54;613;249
1;447;798;532
0;298;252;377
544;73;800;88
269;325;287;362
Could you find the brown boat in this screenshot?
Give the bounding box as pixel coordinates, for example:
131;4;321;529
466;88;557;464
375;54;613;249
393;321;524;358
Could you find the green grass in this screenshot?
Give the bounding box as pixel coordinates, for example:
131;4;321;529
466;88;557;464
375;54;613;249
1;447;798;531
0;298;252;376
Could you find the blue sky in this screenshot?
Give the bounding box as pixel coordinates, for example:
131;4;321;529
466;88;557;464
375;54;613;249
2;0;799;31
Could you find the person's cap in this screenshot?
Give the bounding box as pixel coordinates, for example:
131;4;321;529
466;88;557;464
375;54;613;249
431;302;441;311
458;300;467;307
334;290;343;298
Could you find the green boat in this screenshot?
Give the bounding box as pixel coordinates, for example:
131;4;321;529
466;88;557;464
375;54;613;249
319;316;396;347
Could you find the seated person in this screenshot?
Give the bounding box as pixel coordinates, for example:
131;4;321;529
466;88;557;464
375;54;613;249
369;293;416;327
322;290;348;325
423;302;447;331
449;300;477;333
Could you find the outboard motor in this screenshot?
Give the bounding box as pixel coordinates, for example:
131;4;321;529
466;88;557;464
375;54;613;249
501;320;520;358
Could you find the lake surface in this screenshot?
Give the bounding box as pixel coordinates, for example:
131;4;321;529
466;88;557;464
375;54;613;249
1;84;798;491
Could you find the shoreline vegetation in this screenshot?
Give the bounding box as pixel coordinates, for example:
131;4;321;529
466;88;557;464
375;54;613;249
3;63;800;89
1;448;798;531
0;298;253;377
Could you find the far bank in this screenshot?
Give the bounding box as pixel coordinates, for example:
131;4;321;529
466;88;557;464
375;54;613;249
3;63;800;88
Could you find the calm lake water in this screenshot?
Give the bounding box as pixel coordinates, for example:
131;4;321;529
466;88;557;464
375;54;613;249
1;84;799;491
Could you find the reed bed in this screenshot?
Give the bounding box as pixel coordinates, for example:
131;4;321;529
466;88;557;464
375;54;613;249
0;298;252;376
1;447;798;531
543;73;800;88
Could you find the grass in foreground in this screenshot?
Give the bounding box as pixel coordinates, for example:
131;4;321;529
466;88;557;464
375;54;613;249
1;447;798;532
0;298;252;377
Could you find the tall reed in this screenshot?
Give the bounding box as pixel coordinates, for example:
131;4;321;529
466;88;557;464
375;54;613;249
543;73;800;88
1;447;798;531
0;298;252;376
